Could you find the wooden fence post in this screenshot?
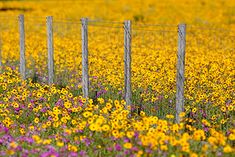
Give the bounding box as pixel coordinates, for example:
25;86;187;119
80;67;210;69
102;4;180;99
81;18;89;98
19;14;26;80
124;20;132;109
46;16;54;85
175;24;186;123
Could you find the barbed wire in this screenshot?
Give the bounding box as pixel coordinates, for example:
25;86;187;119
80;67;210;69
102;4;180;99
88;24;122;29
88;19;123;24
0;15;234;32
53;21;81;25
133;29;177;33
187;25;233;32
133;23;177;28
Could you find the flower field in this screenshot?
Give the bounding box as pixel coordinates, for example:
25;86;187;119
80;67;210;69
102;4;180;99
0;0;235;156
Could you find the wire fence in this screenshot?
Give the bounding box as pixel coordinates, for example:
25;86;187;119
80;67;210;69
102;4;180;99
0;15;234;121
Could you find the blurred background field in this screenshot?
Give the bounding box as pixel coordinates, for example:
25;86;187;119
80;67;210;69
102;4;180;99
0;0;234;156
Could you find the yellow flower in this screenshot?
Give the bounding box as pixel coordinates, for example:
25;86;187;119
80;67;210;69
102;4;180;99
223;145;232;153
190;153;198;157
61;117;67;124
43;139;52;145
112;130;120;138
228;133;235;141
160;144;168;151
193;130;205;141
68;144;78;152
64;129;72;135
228;105;233;111
6;149;15;155
179;112;186;118
220;119;227;124
102;124;110;132
32;135;41;144
46;121;51;127
64;102;72;109
220;106;226;112
140;111;145;117
123;142;132;149
89;123;98;131
192;107;197;113
126;131;135;139
56;141;64;147
83;111;92;118
34;117;39;124
80;136;86;141
166;114;174;119
20;128;25;135
82;98;87;103
137;150;143;157
9;141;18;149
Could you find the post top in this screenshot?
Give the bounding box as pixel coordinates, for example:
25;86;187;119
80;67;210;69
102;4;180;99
81;18;89;21
46;16;53;20
124;20;131;23
18;14;24;18
178;23;186;27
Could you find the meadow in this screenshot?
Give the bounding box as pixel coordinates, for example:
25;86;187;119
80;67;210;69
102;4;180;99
0;0;234;156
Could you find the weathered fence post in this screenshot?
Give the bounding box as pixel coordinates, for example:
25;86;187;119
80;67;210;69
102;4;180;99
46;16;54;85
124;20;132;109
175;24;186;123
19;14;26;80
81;18;89;98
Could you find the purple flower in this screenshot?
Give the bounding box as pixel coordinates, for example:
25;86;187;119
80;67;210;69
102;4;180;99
40;151;59;157
40;152;51;157
15;107;20;112
82;138;91;146
131;146;139;152
45;145;56;152
69;152;78;157
16;145;23;151
124;137;130;143
26;137;34;144
0;139;4;145
79;150;86;156
4;127;9;134
146;148;152;154
137;141;142;145
115;144;122;151
204;127;209;132
0;151;6;156
226;131;231;136
216;152;223;156
134;132;139;139
124;150;130;155
107;147;113;151
41;107;48;113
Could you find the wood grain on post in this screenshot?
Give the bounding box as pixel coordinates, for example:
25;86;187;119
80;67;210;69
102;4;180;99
19;14;26;80
81;18;89;98
124;20;132;109
175;24;186;124
46;16;54;85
